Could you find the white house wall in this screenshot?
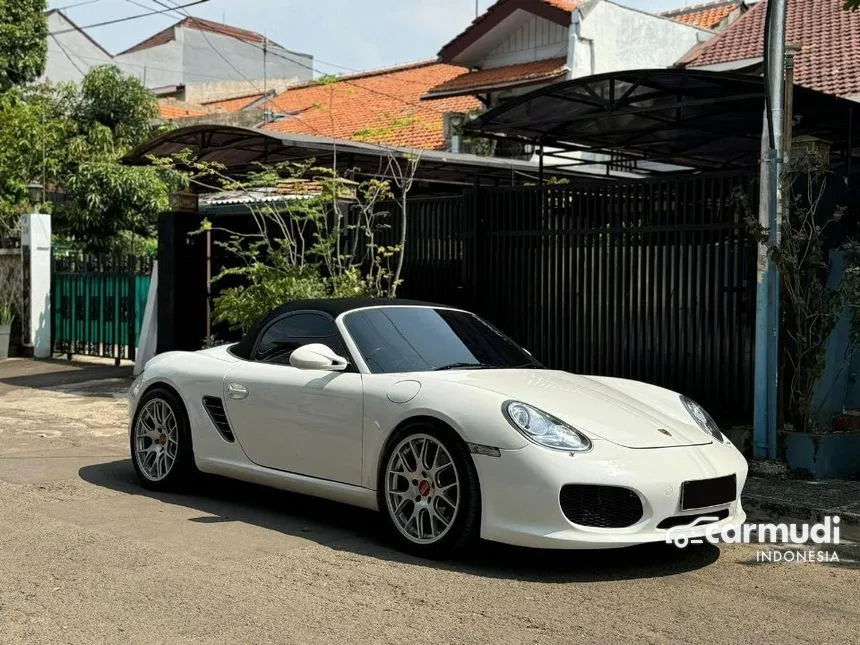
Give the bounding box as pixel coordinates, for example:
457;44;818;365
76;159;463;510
571;1;712;78
115;27;313;91
482;12;569;68
115;36;184;88
43;12;113;84
180;29;312;86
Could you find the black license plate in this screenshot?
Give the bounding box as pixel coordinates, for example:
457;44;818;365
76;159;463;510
681;474;737;510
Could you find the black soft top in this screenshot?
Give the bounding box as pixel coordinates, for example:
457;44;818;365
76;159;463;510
230;297;443;359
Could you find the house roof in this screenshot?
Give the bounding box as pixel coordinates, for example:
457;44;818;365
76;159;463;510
45;9;113;58
423;57;569;98
682;0;860;98
661;1;744;30
157;99;211;119
124;124;591;187
463;67;858;172
202;92;269;112
261;61;482;150
438;0;576;62
119;16;290;56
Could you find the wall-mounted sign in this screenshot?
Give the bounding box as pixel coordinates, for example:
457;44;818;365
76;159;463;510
169;192;199;213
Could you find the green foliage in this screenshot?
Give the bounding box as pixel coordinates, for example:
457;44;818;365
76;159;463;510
0;255;20;325
845;1;859;10
74;65;158;147
0;84;71;235
353;113;419;143
743;158;860;432
0;0;47;92
53;66;176;250
211;263;371;333
0;65;179;251
59;159;173;246
158;155;412;333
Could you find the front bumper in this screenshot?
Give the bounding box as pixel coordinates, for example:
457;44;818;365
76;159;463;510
471;438;748;549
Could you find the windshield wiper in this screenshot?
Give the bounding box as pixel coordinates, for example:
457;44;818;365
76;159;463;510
434;362;496;371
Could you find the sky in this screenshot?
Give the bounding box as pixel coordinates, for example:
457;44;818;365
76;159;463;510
49;0;693;74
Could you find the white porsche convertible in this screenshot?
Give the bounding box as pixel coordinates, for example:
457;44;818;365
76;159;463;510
129;298;748;557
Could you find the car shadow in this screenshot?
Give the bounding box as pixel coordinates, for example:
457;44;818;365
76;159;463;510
0;359;132;399
79;459;721;582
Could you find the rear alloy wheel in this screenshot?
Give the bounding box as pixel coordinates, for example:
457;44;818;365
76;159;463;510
131;388;195;491
380;427;480;558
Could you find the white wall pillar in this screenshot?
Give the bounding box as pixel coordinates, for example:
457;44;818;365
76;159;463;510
20;213;52;359
134;261;158;376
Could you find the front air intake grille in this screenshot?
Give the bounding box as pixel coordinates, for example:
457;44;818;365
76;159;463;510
559;485;644;528
202;396;235;442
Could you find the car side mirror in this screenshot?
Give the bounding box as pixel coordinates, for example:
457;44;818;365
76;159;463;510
289;343;348;371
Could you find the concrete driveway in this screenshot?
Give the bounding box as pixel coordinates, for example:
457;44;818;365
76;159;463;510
0;359;857;644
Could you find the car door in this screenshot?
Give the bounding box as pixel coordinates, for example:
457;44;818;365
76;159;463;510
222;311;364;486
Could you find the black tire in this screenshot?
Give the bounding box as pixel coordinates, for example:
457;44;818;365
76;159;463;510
377;421;481;559
130;386;196;491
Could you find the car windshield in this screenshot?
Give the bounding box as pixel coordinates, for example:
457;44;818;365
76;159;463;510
342;306;542;374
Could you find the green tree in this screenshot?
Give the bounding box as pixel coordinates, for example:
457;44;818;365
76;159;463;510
0;0;47;91
53;66;178;251
74;65;158;147
846;1;859;10
0;84;70;235
0;65;178;251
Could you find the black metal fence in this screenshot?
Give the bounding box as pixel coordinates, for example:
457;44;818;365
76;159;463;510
389;173;757;424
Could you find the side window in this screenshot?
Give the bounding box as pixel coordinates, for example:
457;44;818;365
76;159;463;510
254;312;346;365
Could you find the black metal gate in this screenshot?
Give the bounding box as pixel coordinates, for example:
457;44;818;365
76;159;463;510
393;173;757;423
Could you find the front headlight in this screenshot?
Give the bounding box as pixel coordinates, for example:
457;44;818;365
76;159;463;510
502;401;592;452
680;396;726;443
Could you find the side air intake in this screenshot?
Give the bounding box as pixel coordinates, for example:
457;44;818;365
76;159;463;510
202;396;235;442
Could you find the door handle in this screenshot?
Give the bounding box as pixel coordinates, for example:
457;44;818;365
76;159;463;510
226;383;249;400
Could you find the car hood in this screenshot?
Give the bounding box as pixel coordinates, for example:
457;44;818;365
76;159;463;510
422;369;712;449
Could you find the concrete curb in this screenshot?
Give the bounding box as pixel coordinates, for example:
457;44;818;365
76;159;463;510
742;494;860;526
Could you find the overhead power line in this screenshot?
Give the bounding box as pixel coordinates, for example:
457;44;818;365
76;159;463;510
49;32;88;76
48;0;208;35
53;0;105;11
149;0;456;112
144;0;330;137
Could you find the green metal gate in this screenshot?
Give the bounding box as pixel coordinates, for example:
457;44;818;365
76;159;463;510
52;254;153;363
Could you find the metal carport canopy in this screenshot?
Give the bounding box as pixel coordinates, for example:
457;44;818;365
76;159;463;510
123;124;596;189
462;68;858;172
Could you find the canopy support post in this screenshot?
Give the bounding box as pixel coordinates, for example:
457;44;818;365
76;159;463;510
538;140;545;186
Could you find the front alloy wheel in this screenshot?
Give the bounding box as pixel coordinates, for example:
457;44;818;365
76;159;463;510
380;426;480;557
131;387;194;490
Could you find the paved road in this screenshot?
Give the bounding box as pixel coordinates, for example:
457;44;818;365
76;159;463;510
0;359;857;644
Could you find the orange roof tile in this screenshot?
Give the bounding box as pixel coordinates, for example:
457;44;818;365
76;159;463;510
543;0;577;9
424;58;568;97
262;61;482;151
662;1;743;30
202;92;267;112
683;0;860;98
157;99;211;119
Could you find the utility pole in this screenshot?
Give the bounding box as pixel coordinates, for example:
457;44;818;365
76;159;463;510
753;0;788;459
263;36;268;125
